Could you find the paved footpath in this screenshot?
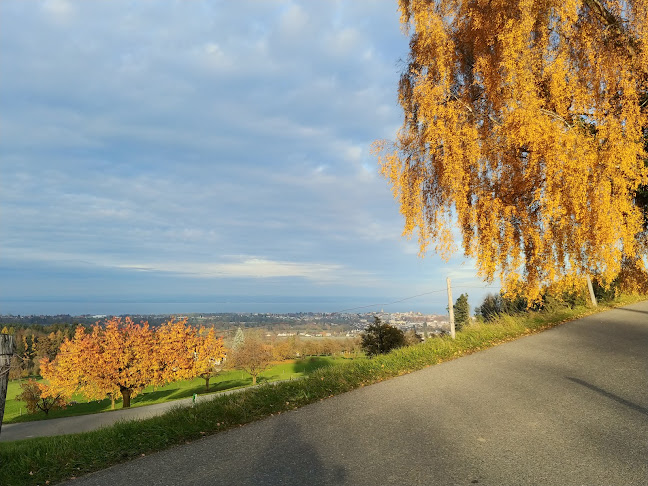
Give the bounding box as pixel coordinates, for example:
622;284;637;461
1;381;289;442
15;302;648;485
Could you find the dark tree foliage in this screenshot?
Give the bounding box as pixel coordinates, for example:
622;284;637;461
474;293;529;322
474;294;504;322
453;294;470;332
360;317;405;357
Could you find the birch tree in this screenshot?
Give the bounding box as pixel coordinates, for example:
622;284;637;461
377;0;648;300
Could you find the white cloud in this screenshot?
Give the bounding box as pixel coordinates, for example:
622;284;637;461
0;0;484;312
120;257;350;281
325;27;362;57
4;246;373;286
42;0;74;21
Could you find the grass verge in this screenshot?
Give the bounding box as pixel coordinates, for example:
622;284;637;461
3;357;346;424
1;295;645;486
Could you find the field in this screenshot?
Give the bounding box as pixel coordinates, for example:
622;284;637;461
3;356;349;424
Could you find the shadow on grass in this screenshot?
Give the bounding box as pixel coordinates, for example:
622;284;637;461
6;397;116;424
130;389;175;405
136;378;254;403
292;356;336;374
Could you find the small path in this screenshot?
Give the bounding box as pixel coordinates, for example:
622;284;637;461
0;380;292;442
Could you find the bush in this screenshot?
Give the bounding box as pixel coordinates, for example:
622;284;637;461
475;292;529;321
404;329;423;346
360;317;405;357
17;379;67;415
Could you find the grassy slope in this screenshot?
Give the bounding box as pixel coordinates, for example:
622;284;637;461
1;295;645;486
3;356;346;424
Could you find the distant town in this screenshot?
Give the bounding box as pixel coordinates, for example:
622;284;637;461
0;311;451;337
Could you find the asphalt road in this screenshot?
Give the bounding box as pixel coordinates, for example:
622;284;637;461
61;301;648;485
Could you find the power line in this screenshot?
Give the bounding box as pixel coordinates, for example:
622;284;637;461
333;289;447;314
331;283;500;314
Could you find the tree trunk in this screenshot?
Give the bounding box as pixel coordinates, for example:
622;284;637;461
0;334;15;438
110;392;115;410
120;387;132;408
251;374;257;386
204;376;210;391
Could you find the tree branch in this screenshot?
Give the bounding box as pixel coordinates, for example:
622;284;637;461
583;0;640;55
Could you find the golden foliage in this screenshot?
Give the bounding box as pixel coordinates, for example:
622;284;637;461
193;326;227;390
18;379;67;415
41;317;225;408
377;0;648;300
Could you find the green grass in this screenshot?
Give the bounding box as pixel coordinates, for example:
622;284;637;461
1;295;645;486
3;356;345;424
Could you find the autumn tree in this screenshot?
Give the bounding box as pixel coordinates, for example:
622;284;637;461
376;0;648;301
18;379;67;415
156;317;203;384
192;327;226;391
41;319;152;408
272;337;298;361
228;335;274;385
40;326;107;406
41;317;227;408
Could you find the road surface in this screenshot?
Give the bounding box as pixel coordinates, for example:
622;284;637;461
53;301;648;485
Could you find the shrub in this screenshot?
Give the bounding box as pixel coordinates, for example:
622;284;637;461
475;292;528;321
360;317;405;357
404;329;423;346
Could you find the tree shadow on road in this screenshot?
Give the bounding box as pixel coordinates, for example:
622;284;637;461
614;307;648;316
234;414;347;486
566;377;648;415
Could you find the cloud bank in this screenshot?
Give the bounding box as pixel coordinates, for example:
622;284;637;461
0;1;492;314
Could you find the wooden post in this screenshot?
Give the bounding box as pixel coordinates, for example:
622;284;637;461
586;275;598;307
0;334;15;438
447;277;456;339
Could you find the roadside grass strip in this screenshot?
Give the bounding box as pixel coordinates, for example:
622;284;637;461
1;295;645;486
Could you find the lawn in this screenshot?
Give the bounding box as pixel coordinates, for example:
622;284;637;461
2;355;348;424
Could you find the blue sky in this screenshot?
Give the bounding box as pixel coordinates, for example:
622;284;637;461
0;0;495;316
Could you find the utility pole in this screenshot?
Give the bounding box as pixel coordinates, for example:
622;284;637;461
586;275;598;307
0;334;15;438
447;277;456;339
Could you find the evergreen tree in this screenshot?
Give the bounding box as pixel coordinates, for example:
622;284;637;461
232;327;245;351
453;294;470;332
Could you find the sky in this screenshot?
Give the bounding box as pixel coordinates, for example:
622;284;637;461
0;0;497;316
